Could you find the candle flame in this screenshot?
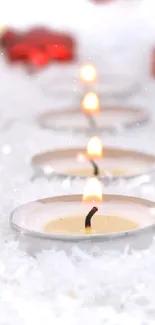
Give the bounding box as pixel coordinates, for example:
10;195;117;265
83;177;103;203
86;136;103;159
81;92;100;114
80;63;97;83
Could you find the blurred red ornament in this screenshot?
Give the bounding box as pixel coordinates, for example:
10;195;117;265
7;43;32;61
28;49;50;67
0;26;76;69
0;29;19;47
45;43;73;60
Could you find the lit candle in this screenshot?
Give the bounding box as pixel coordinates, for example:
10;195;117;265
86;136;103;176
11;189;155;251
81;92;100;128
44;178;138;235
79;63;97;85
39;106;149;133
32;146;155;180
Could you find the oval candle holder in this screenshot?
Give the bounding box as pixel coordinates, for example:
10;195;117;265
40;69;143;101
31;147;155;183
10;194;155;252
38;106;149;134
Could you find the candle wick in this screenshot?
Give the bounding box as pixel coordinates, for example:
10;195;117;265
85;206;98;229
89;160;99;176
85;114;97;129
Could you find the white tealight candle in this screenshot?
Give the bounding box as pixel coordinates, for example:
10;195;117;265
39;106;149;133
32;147;155;180
10;192;155;252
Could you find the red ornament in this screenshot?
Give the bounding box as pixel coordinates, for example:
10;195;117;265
0;29;19;47
7;43;32;61
45;43;72;60
0;26;76;69
24;28;55;47
28;49;50;67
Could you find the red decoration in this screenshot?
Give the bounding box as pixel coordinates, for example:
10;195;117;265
28;49;50;67
0;26;76;69
7;43;32;62
0;29;18;47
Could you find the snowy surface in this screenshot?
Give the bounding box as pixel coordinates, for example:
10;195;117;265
1;1;155;321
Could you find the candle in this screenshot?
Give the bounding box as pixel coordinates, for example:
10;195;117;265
10;184;155;251
39;106;149;133
81;92;100;128
85;136;103;176
32;147;155;180
79;63;97;85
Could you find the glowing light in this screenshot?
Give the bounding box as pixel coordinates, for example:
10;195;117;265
79;63;97;83
81;92;100;114
83;177;103;203
86;136;103;159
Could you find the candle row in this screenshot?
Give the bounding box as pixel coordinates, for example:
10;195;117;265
10;62;155;246
79;63;105;231
31;63;154;236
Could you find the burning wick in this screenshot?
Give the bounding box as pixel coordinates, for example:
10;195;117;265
85;206;98;229
81;92;100;128
83;177;102;232
89;160;99;176
87;114;96;128
86;136;103;176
